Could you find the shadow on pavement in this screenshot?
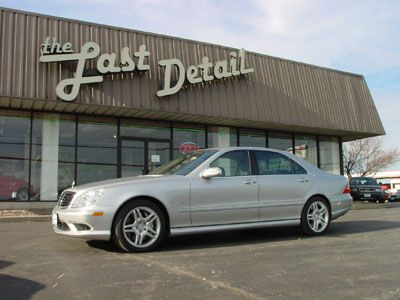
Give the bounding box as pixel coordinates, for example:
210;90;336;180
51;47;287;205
0;260;46;300
86;240;124;253
327;220;400;236
86;220;400;253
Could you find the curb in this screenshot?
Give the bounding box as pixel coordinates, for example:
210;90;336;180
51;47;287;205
0;215;51;223
351;202;400;210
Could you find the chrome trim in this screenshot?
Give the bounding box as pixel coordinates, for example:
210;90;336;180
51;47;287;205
259;202;299;208
189;202;260;212
58;191;76;208
170;219;300;236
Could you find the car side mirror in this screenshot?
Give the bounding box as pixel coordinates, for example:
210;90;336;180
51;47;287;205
202;167;222;179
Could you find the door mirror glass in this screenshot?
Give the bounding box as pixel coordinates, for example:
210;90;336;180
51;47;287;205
202;167;223;179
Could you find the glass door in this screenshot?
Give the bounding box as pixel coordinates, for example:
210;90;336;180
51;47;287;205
148;141;170;173
118;138;171;177
120;140;146;177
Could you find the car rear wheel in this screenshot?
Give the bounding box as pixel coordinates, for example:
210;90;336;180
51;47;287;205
300;197;331;235
113;199;167;253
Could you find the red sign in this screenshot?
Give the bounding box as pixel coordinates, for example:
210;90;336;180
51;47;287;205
179;142;200;154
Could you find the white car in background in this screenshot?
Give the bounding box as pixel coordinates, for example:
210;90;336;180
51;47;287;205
52;147;352;252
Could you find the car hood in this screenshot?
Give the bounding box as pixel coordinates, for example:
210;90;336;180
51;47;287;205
66;175;184;193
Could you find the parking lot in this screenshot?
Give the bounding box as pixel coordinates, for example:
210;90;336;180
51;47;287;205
1;207;399;300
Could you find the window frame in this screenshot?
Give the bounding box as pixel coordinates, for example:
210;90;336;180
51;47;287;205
208;150;253;177
250;150;307;176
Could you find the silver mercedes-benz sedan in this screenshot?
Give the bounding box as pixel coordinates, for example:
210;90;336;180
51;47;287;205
52;147;352;252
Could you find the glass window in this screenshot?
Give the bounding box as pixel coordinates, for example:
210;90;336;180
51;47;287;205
120;119;170;139
77;164;117;185
173;123;205;158
77;116;117;185
319;136;340;174
31;113;76;201
148;141;170;173
210;150;251;177
0;110;31;201
239;129;266;147
254;151;306;175
207;126;237;148
268;132;293;152
294;134;318;166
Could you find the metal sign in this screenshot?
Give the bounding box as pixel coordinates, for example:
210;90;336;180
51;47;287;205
179;142;201;154
39;37;254;101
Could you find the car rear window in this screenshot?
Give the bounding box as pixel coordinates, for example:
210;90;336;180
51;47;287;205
350;178;378;185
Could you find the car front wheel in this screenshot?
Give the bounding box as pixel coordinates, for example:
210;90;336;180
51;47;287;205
301;197;331;235
113;199;167;252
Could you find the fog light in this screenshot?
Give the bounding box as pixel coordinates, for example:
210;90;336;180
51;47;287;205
92;211;104;217
74;224;91;231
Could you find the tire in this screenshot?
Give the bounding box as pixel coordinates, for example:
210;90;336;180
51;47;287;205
113;199;167;253
16;188;29;201
300;197;331;235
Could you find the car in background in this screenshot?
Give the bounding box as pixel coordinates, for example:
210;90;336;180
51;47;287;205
383;189;391;202
350;177;385;203
390;187;400;202
375;178;400;202
0;176;35;201
52;147;352;252
395;190;400;201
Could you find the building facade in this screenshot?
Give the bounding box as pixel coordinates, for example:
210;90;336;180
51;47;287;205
0;8;385;205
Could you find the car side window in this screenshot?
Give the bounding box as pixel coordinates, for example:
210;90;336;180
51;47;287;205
253;151;306;175
210;150;251;177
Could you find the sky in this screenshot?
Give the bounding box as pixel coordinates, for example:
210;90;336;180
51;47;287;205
1;0;399;169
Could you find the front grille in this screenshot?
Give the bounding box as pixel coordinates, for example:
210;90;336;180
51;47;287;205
360;188;375;193
58;191;75;208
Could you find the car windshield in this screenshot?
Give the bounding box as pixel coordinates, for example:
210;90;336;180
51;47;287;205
350;178;378;185
150;150;217;175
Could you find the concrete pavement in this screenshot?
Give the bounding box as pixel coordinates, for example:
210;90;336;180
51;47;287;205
0;208;399;299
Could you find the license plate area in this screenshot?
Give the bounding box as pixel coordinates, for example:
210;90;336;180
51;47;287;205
364;193;371;198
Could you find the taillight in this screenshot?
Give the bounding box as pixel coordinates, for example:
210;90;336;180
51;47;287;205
343;183;351;194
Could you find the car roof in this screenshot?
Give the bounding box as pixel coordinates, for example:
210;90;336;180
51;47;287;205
204;146;289;153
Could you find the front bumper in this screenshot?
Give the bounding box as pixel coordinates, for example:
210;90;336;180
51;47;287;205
52;206;116;240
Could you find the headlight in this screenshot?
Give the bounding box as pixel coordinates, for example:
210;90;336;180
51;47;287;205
71;189;105;208
375;188;382;192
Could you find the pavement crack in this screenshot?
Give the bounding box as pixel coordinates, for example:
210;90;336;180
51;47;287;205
124;254;265;300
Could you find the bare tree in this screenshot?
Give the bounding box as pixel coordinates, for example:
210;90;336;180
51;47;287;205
343;137;399;178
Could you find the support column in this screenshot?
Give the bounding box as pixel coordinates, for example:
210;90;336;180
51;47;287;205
40;115;59;201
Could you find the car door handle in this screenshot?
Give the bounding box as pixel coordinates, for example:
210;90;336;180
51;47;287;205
299;178;309;183
243;180;257;185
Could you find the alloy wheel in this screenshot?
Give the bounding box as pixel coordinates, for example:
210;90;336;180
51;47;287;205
306;201;329;233
122;207;161;248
